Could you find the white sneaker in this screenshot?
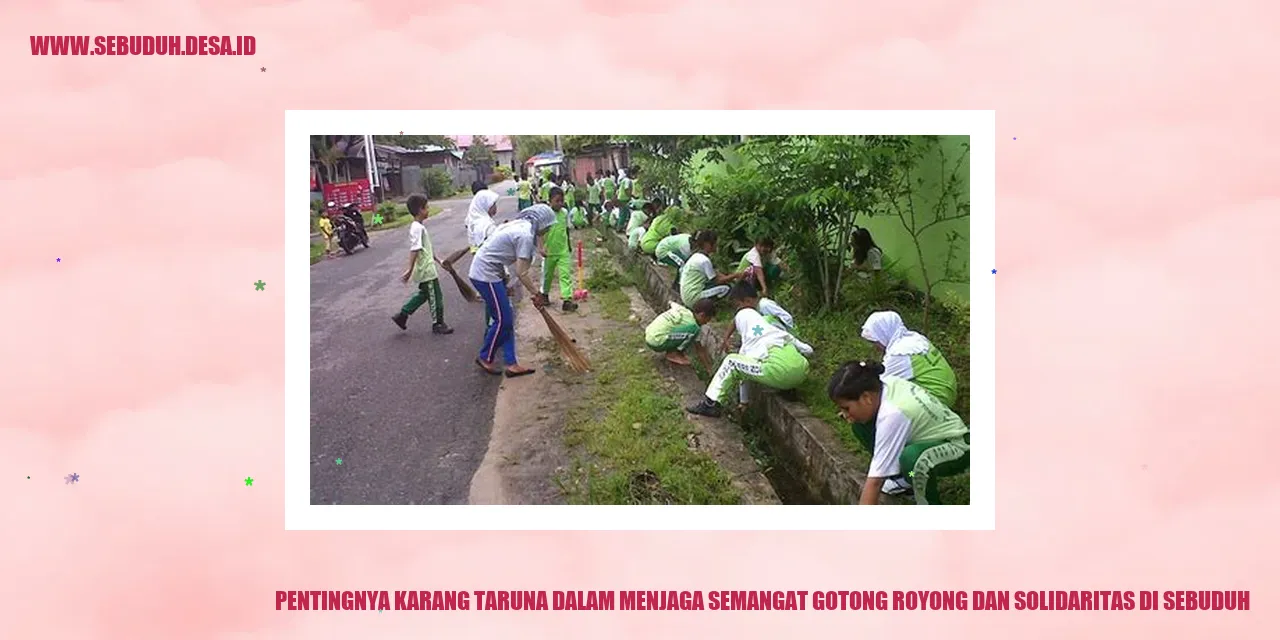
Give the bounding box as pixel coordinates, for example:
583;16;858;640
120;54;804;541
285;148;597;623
881;476;913;495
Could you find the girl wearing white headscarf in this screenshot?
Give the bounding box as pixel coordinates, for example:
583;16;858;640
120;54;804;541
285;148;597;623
861;311;957;408
467;205;557;377
441;189;505;326
854;310;959;497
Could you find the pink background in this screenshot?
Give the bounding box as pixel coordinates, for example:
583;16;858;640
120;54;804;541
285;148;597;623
2;0;1275;637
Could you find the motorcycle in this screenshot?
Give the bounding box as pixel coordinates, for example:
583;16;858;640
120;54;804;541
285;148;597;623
333;214;363;255
341;203;370;248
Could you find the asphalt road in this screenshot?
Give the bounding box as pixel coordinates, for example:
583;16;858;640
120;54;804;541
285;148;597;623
310;183;522;505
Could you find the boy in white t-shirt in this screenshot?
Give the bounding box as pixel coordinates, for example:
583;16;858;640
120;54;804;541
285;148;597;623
678;230;748;308
687;281;813;418
391;194;453;334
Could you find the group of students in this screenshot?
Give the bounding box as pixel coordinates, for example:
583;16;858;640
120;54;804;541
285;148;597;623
630;216;968;505
389;179;580;378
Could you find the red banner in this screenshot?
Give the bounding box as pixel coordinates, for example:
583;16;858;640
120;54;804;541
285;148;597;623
322;179;374;212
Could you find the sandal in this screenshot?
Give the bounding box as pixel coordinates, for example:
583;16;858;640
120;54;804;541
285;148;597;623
504;366;535;378
475;358;502;375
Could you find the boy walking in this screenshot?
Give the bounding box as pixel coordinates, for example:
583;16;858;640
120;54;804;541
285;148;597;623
392;194;454;334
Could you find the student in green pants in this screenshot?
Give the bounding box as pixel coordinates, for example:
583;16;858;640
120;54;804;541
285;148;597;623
826;361;970;505
601;171;616;205
644;299;717;366
517;174;533;210
687;283;812;418
391;194;453;334
586;175;601;222
539;187;578;312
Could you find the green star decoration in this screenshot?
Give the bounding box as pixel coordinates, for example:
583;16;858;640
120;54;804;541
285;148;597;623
244;477;254;486
908;471;915;478
335;458;343;466
254;280;265;291
371;213;384;225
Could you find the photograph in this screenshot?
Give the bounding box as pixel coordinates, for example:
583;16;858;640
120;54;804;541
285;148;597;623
288;111;992;530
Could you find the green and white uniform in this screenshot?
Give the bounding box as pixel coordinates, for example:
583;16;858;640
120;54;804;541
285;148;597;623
538;180;552;203
640;209;677;255
601;176;616;202
625;208;648;235
861;311;958;408
628;225;645;249
540;206;574;300
704;308;812;405
868;376;970;505
758;297;795;332
655;233;692;269
679;252;730;308
569;206;587;228
644;302;701;352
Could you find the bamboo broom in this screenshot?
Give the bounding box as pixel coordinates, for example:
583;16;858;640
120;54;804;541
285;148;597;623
437;259;481;303
538;307;592;372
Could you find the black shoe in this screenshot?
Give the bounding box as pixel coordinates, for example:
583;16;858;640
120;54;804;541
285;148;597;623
686;397;723;417
562;300;579;312
432;322;454;335
392;313;408;330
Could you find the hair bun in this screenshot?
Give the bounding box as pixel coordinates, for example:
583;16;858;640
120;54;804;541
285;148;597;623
870;362;886;375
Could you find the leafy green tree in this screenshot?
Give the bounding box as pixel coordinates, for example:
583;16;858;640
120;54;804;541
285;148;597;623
691;136;909;311
372;135;455;149
462;135;496;172
621;135;738;199
882;136;971;328
512;135;555;165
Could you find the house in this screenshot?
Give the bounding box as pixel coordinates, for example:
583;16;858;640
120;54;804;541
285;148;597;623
450;135;516;173
374;144;479;195
568;142;630;185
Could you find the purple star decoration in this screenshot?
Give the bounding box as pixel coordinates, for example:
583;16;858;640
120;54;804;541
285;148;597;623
64;473;79;484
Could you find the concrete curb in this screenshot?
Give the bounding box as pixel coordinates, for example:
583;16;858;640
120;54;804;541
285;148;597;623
598;229;892;505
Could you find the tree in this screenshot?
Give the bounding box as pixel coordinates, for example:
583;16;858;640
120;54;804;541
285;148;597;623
622;135;738;203
883;136;971;329
372;135;455;149
561;135;612;156
511;135;555;165
462;135;496;171
690;136;907;312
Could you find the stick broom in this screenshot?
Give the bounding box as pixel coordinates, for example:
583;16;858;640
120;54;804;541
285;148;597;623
538;307;591;372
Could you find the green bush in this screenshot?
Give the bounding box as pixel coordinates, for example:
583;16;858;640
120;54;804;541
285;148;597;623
489;165;513;183
375;200;401;220
420;166;454;199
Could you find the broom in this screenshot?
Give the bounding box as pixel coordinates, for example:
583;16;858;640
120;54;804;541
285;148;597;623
436;259;480;303
537;307;592;372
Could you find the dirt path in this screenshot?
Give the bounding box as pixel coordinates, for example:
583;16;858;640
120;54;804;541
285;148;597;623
468;240;780;505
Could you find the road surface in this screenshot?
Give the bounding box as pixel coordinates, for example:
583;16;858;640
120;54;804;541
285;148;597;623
309;183;522;504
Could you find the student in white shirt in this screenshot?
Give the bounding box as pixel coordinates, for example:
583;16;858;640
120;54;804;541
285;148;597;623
826;360;970;505
678;230;748;308
687;281;812;418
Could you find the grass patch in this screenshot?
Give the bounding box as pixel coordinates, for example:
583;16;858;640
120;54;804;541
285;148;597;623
557;331;741;505
584;232;637;322
310;241;325;265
